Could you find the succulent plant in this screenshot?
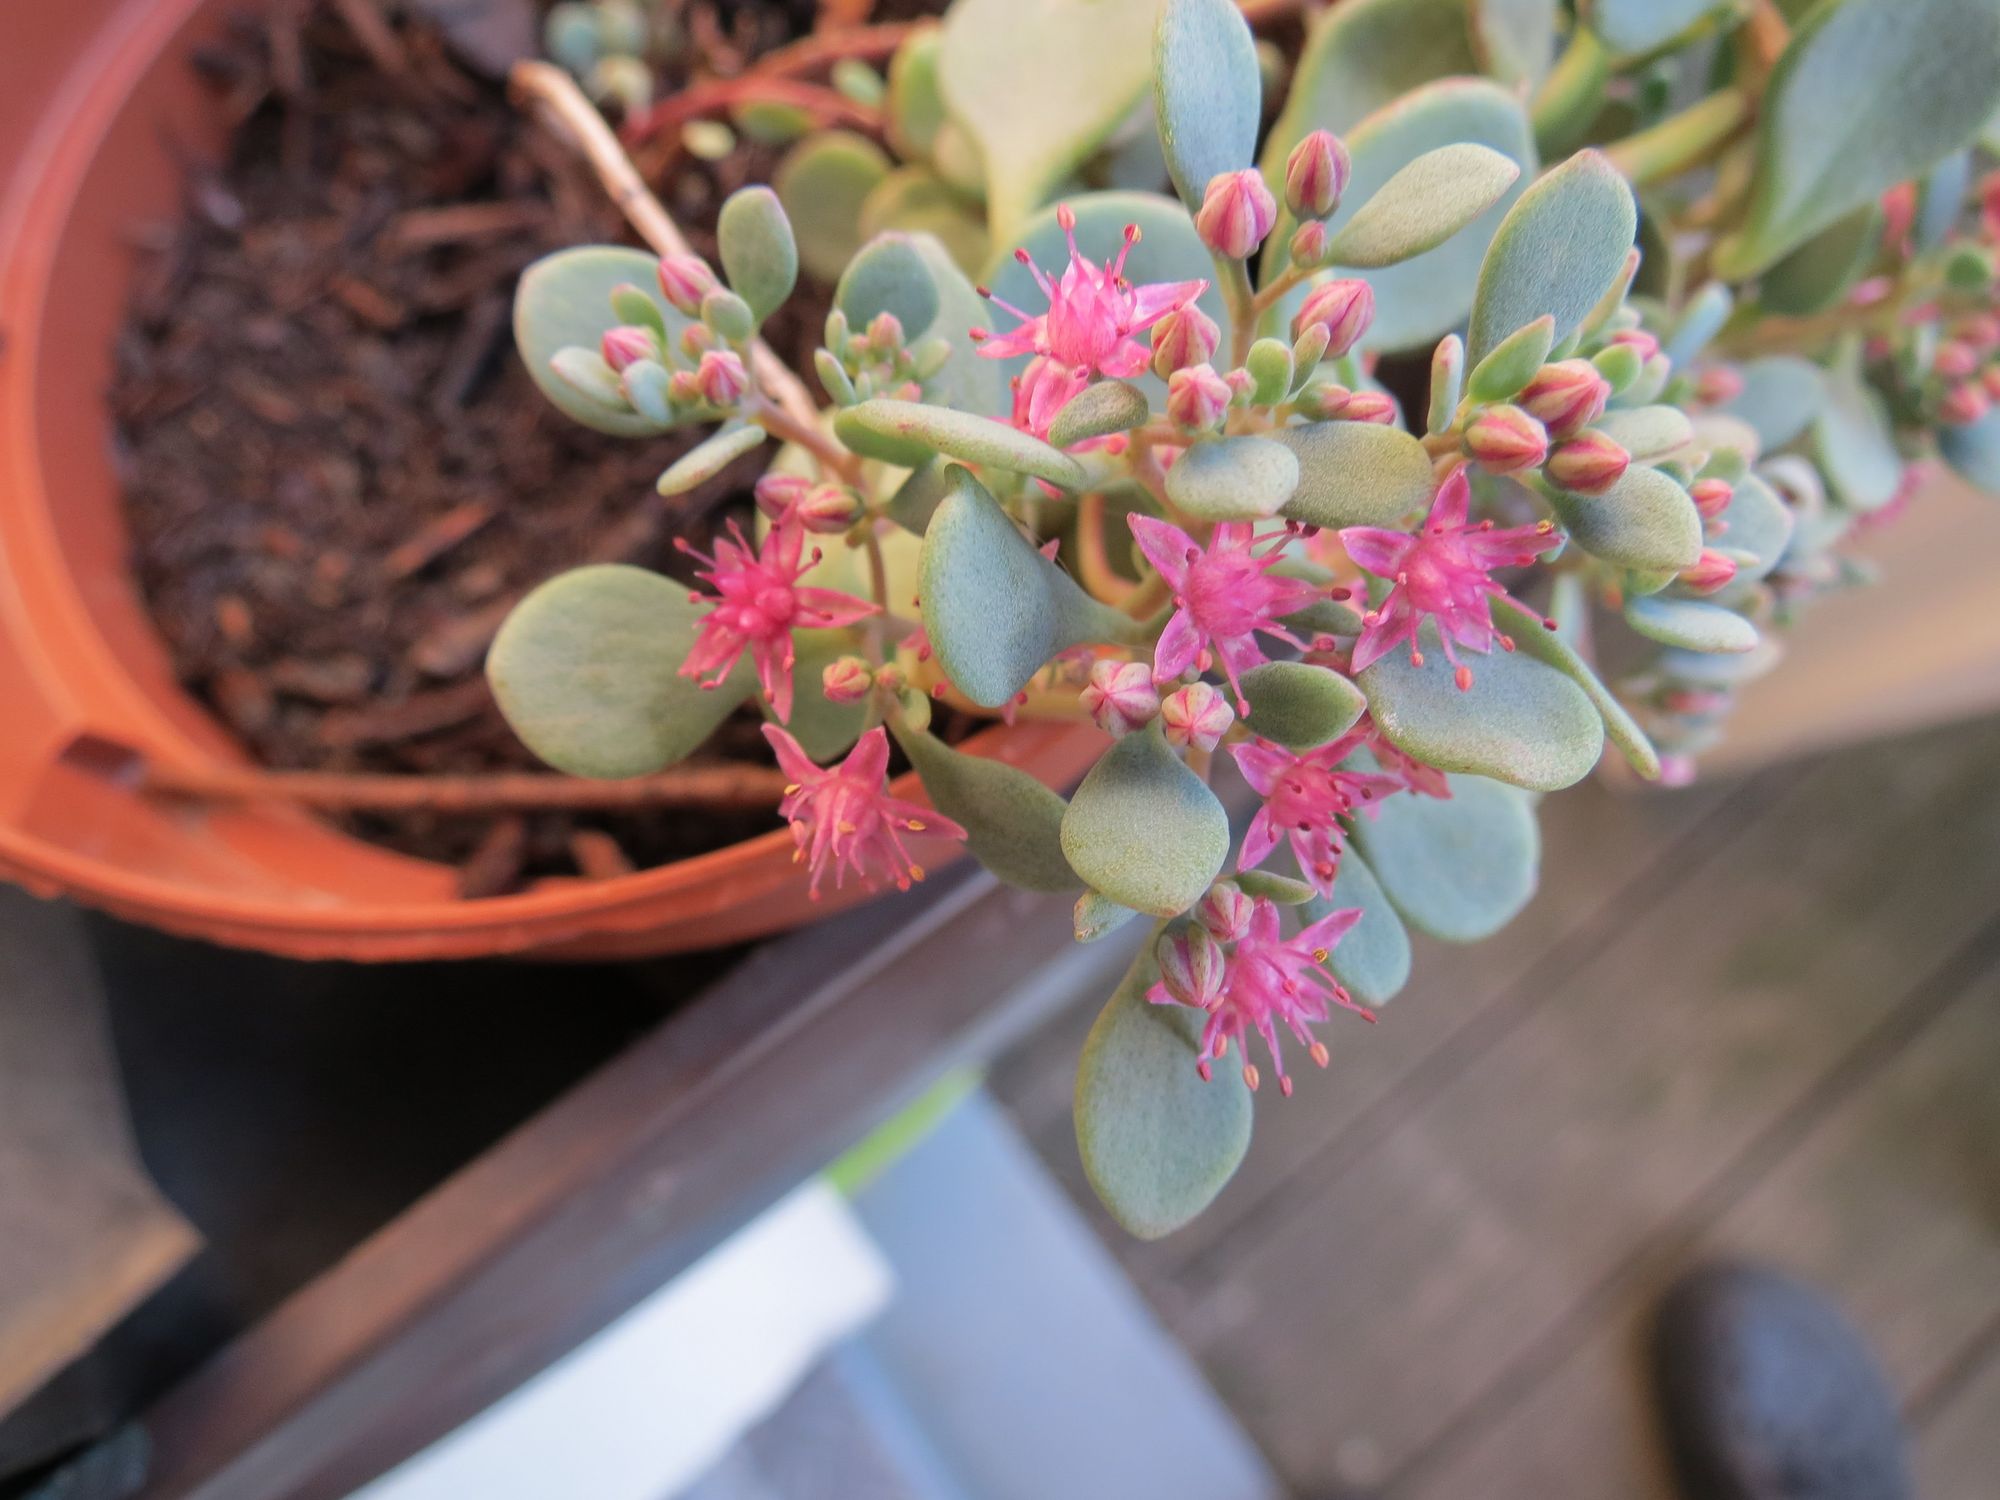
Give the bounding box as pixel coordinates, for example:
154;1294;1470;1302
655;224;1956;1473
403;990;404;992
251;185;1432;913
498;0;2000;1237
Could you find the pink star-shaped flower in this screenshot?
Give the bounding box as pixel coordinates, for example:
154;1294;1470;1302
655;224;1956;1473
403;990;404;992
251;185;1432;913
1149;898;1372;1096
1338;465;1561;689
677;522;876;723
763;725;966;899
1128;515;1323;711
1231;729;1405;894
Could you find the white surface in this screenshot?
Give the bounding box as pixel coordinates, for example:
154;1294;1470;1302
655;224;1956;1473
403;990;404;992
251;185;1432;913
346;1181;893;1500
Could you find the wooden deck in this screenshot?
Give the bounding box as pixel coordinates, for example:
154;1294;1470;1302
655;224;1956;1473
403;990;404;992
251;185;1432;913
992;711;2000;1498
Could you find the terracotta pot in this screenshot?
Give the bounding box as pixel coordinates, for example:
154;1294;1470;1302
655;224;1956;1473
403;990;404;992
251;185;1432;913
0;0;1103;960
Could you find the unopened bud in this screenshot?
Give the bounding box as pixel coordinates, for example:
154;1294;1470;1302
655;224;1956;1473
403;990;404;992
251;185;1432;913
1224;367;1257;403
1197;881;1255;943
1195;169;1279;259
1284;129;1350;219
1544;430;1629;495
1167;363;1232;432
680;322;717;360
1679;548;1738;594
1936;341;1980;380
1329;388;1396;425
1608;328;1661;361
657;253;719;316
701;288;755;345
1963;314;2000;350
1154;925;1227;1009
1150;304;1221;377
1690;477;1734;520
798;483;863;534
865;311;905;355
1289;219;1332;270
1161;681;1235;752
1080;659;1160;737
754;472;813;523
693;349;748;406
821;656;874;705
1982;365;2000;400
1693;366;1745;406
600;325;659;373
1463;403;1549;474
1516;359;1610;438
1941;381;1992;425
1292;279;1374;357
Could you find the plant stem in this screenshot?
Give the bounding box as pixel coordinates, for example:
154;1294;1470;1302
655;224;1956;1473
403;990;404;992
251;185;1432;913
748;396;862;483
1221;257;1259;366
1076;492;1136;604
140;761;792;812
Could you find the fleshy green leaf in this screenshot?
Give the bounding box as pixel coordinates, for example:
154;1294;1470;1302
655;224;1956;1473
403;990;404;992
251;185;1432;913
487;564;750;779
1272;420;1436;528
1061;723;1230;916
939;0;1161;235
515;246;694;436
1488;594;1659;779
1075;945;1252;1239
1049;380;1154;450
1657;639;1783;688
1233;869;1318;904
835;233;940;337
1579;0;1731;59
1358;620;1604;791
1301;848;1409;1007
1466;314;1555;402
839;232;1009;416
1714;0;2000;278
776;133;893;285
1470;0;1562;89
1075;889;1145;942
891;721;1080;892
1626;595;1760;653
1153;0;1262;213
1351;774;1539;942
1327;144;1522;269
1266;0;1480;148
1595;404;1694;462
837;399;1085;488
1467;149;1636;366
1164;435;1301;521
1662;282;1733;368
1548;463;1703;572
716;187;798;323
1722;356;1825;449
1240;661;1368;749
886;458;953;536
886;28;949;161
1758;204;1883;317
919;467;1137;706
656;422;767;495
1939;406;2000;494
1717;471;1796;582
859;169;991;275
1812;363;1902;511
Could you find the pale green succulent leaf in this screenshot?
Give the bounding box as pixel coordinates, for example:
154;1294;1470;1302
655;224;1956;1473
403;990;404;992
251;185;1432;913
1548;463;1703;572
839;232;1010;416
1939;407;2000;494
1487;594;1659;780
1718;471;1797;582
1757;204;1883;317
1812;364;1902;512
1299;848;1410;1006
1049;380;1154;450
1466;314;1555;402
1240;661;1368;750
1579;0;1732;60
837;399;1084;487
515;246;695;436
716;186;798;323
1075;889;1145;942
1272;420;1435;529
656;422;767;496
1467;149;1636;366
891;721;1080;892
1721;356;1825;449
1595;404;1694;462
1164;435;1302;521
1153;0;1262;213
1351;773;1539;942
1625;595;1760;654
1327;144;1522;270
1061;724;1230;916
777;133;894;286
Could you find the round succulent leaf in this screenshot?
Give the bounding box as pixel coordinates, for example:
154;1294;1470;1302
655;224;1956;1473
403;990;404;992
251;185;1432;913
716;186;799;323
940;0;1161;235
1074;945;1253;1239
1240;661;1368;749
840;232;1009;416
886;27;949;160
777;134;894;285
1625;595;1760;654
1915;151;1975;254
1811;366;1902;512
515;246;694;436
1487;594;1659;780
487;564;751;779
1657;638;1784;687
1326;143;1522;270
1164;435;1301;521
837;399;1085;488
1061;724;1231;917
1714;0;2000;278
1757;203;1883;317
1466;315;1555;403
859;169;991;274
1687;413;1763;472
1595;404;1694;462
891;721;1080;893
1359;621;1604;791
656;422;767;496
1548;463;1703;573
1579;0;1732;60
1272;420;1435;529
1469;0;1562;89
919;467;1137;706
1049;380;1154;450
1717;471;1796;582
1075;888;1145;943
1233;869;1318;905
1467;149;1637;366
1265;0;1481;152
886;457;954;536
1939;406;2000;494
1153;0;1262;213
1662;281;1734;368
766;630;868;762
1351;773;1539;943
1299;847;1410;1007
1273;80;1537;353
835;234;940;340
1722;356;1825;450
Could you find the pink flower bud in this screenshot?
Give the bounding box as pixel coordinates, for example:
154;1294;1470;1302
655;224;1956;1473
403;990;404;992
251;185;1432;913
821;656;874;704
1544;430;1629;495
1197;881;1255;943
1463;403;1549;474
657;254;719;316
694;349;748;407
600;325;658;373
680;322;716;360
1982;365;2000;400
1292;279;1374;357
1161;681;1235;752
668;369;702;406
1517;359;1610;438
1284;130;1350;219
865;311;904;354
1329;389;1396;425
1608;328;1661;361
1289;219;1331;270
1942;381;1991;425
1195;169;1279;259
1224;367;1257;403
1936;341;1979;380
1080;659;1160;737
1690;478;1735;521
754;472;813;523
1150;303;1221;377
798;483;864;534
1167;363;1232;432
1693;366;1745;406
1154;925;1227;1009
1679;548;1738;594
